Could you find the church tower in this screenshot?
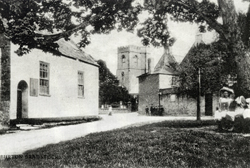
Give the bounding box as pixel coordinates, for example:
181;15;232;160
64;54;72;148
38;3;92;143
116;45;151;95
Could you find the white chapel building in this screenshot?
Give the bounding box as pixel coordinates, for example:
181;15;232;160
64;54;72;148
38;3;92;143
0;33;99;123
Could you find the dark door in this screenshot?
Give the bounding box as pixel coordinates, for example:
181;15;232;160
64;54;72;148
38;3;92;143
205;93;213;116
17;89;22;119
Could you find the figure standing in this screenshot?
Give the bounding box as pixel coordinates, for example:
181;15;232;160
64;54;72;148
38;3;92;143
108;105;112;116
145;106;149;116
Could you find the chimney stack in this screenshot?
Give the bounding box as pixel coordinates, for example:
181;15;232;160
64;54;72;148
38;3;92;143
147;58;154;74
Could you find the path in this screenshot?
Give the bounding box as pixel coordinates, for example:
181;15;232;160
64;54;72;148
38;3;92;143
0;113;213;155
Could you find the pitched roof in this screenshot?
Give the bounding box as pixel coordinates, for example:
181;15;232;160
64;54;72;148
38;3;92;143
56;38;98;66
153;47;178;75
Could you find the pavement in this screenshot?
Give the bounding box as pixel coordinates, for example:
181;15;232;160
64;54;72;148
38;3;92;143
0;113;214;155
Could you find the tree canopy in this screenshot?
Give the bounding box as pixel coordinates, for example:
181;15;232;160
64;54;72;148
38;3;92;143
97;60;130;105
1;0;250;94
0;0;142;55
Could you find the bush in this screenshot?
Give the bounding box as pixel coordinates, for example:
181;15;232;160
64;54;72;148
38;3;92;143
150;107;164;116
234;115;244;133
220;116;234;131
218;115;250;133
0;101;10;126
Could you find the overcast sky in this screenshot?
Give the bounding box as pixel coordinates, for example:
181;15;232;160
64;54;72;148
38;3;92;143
81;0;249;74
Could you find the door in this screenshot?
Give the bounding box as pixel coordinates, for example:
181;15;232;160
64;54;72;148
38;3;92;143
16;80;28;119
205;93;213;116
17;89;22;119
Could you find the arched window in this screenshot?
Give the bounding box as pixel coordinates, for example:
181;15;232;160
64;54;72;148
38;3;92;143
121;72;125;82
122;55;126;63
134;55;138;65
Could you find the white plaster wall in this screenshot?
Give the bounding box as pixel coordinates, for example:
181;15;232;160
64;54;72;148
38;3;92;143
159;74;172;89
10;44;99;119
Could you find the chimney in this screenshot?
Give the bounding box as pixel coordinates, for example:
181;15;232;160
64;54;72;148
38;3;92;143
147;58;154;74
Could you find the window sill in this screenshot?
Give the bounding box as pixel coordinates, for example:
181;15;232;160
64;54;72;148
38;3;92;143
39;94;51;97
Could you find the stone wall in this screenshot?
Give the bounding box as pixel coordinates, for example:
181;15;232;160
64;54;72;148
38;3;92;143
160;94;219;116
138;74;159;112
161;94;205;116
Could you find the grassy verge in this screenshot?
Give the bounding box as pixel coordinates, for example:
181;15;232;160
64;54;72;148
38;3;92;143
1;120;250;168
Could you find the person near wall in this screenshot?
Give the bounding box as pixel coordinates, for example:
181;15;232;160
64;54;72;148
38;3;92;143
219;91;234;111
215;87;234;121
150;104;154;116
145;106;149;116
108;105;112;116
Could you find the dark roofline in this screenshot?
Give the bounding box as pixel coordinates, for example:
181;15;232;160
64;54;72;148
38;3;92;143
153;72;179;76
60;54;99;67
137;73;158;78
137;72;178;78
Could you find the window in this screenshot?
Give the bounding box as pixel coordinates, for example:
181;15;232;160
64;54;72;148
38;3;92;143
78;71;84;97
40;62;50;95
170;94;176;102
134;55;138;65
122;55;126;63
171;76;178;87
121;72;125;83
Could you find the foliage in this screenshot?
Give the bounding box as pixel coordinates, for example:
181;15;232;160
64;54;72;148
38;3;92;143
0;0;142;55
2;0;250;94
3;119;250;168
219;115;250;133
97;60;130;105
179;42;229;97
0;102;10;126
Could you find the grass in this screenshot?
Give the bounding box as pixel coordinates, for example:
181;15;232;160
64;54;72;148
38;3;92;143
1;120;250;168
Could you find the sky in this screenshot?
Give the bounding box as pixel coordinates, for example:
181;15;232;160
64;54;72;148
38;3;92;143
80;0;250;75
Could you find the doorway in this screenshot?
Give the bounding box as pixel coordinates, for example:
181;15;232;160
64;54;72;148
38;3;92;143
205;93;213;116
17;80;28;119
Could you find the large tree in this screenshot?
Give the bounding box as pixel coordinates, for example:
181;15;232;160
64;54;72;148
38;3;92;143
0;0;142;55
1;0;250;94
97;60;130;106
139;0;250;96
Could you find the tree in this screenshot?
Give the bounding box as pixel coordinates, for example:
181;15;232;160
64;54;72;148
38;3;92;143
180;43;218;96
1;0;250;94
97;60;130;106
139;0;250;96
0;0;142;55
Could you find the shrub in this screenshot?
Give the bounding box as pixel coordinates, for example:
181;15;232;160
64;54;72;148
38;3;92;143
0;101;10;126
234;115;244;133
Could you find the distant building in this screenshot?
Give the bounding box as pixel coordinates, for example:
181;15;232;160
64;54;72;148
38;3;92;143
138;46;179;113
116;45;153;95
0;33;99;124
138;33;218;116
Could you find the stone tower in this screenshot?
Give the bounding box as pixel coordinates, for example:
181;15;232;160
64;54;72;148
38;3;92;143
116;45;151;95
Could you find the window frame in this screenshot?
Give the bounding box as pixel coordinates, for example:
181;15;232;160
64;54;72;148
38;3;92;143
78;71;84;98
39;61;50;96
134;55;138;65
122;55;126;63
121;71;125;83
171;76;178;87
